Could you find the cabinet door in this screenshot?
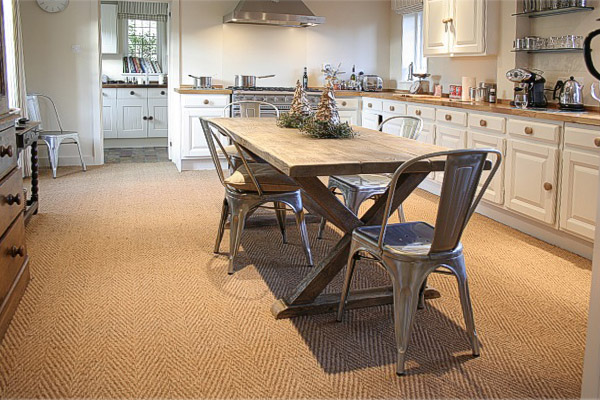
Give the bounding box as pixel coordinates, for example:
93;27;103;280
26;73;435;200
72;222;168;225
450;0;485;54
424;0;450;56
117;99;148;138
339;110;358;126
102;98;118;139
435;124;467;183
505;140;558;224
148;98;168;138
467;131;505;205
418;122;435;145
361;112;381;130
181;108;223;158
101;4;118;54
560;150;599;240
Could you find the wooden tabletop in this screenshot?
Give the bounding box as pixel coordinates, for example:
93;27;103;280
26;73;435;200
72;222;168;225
208;118;448;177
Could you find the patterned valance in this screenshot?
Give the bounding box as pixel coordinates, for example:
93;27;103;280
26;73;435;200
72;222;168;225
392;0;423;14
117;1;168;22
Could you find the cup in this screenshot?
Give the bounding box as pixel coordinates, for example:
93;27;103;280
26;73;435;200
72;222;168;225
514;93;528;109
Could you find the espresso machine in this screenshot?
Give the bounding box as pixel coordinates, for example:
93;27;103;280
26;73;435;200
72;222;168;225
506;68;548;108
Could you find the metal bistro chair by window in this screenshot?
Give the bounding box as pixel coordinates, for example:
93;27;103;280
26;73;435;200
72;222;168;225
337;148;502;376
26;94;86;179
200;117;313;274
318;115;422;239
222;101;280;171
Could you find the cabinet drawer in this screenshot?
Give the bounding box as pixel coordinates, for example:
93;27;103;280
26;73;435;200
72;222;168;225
436;108;467;126
117;88;147;99
102;88;117;100
468;113;506;134
337;98;359;110
507;118;560;144
148;88;168;99
362;98;383;112
0;214;26;304
0;126;16;181
407;104;435;121
0;168;24;235
182;94;230;108
564;125;600;150
382;100;406;114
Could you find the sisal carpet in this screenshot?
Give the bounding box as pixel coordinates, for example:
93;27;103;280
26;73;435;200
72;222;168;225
0;162;592;399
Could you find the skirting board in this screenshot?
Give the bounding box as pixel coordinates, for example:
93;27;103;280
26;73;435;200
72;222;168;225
180;157;227;171
104;138;168;148
418;179;594;260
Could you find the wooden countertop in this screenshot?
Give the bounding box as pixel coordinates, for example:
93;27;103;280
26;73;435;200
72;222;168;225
103;84;168;88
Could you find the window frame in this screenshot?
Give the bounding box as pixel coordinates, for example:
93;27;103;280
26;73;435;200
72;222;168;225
119;17;168;73
400;11;427;83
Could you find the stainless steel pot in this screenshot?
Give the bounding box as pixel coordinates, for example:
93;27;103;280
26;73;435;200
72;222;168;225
234;74;275;88
189;75;212;89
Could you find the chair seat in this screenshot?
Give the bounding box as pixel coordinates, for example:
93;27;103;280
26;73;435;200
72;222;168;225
331;174;392;190
355;222;437;258
38;130;79;138
225;163;299;193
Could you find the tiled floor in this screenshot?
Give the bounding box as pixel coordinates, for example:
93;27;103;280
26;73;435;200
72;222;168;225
104;147;169;164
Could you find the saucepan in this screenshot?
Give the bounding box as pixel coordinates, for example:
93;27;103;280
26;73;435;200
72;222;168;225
189;75;213;89
234;74;276;88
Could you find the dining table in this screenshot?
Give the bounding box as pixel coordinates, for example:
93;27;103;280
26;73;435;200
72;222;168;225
208;117;452;319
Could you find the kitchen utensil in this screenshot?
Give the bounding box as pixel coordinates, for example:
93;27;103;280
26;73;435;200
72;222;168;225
189;75;213;89
361;75;383;92
409;73;430;94
553;76;585;111
234;74;276;88
462;77;476;101
591;82;600;104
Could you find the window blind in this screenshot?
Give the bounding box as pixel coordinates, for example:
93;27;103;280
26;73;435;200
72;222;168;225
117;1;168;22
392;0;423;15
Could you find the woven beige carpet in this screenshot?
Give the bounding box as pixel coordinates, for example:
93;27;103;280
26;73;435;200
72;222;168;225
0;162;592;399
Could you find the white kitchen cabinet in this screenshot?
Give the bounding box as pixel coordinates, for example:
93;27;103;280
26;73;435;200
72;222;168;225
505;139;558;225
424;0;450;56
467;131;505;205
101;3;118;55
361;112;381;130
117;98;148;139
181;94;230;159
102;89;118;139
434;124;466;183
339;110;358;126
148;98;169;138
338;98;360;126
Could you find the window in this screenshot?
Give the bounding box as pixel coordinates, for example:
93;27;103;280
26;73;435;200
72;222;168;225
2;0;16;107
127;19;158;61
401;11;427;81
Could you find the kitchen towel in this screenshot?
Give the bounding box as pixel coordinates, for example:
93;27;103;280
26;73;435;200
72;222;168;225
462;77;476;101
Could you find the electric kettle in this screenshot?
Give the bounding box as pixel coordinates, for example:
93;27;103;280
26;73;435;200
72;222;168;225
553;77;585;111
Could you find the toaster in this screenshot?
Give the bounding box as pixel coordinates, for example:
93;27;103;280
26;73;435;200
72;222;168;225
361;75;383;92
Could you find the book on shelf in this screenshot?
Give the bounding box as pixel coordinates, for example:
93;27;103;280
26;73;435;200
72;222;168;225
122;56;162;74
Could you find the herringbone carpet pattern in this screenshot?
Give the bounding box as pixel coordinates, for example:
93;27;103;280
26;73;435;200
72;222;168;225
0;162;591;399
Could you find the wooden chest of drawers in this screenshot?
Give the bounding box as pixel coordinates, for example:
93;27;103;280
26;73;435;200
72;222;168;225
0;120;29;342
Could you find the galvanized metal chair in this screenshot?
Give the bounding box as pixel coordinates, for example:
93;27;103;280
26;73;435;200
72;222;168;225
200;117;313;274
27;94;86;179
337;148;502;376
317;116;422;239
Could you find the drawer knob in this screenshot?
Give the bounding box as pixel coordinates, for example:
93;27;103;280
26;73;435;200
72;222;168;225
6;193;21;206
594;137;600;147
148;116;154;121
0;145;13;158
341;101;347;106
368;103;373;108
143;116;148;121
543;182;553;191
130;91;135;95
415;110;422;116
9;245;24;258
203;99;210;105
480;119;487;127
524;127;534;135
390;106;395;111
161;91;166;95
445;114;452;121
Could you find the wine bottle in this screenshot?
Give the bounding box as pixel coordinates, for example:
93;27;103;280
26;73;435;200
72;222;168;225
303;67;308;89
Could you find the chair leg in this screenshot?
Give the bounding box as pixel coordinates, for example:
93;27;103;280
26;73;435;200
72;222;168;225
317;186;337;240
294;209;313;267
74;136;86;172
45;138;60;179
275;202;287;244
391;274;421;376
418;278;427;309
214;198;229;254
397;204;406;223
451;255;480;357
228;207;248;275
337;246;359;322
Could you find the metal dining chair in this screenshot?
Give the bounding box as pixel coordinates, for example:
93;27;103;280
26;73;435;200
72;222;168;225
317;115;422;239
26;94;86;179
222;101;280;171
336;148;502;376
200;117;313;274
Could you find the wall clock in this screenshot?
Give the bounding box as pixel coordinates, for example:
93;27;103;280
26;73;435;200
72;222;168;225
36;0;69;13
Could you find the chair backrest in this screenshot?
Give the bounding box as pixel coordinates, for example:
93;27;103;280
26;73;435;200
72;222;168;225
26;94;64;132
199;117;264;195
223;101;280;118
378;149;502;254
378;115;423;140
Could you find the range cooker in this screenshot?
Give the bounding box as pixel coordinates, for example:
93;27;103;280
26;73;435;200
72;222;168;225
229;86;322;117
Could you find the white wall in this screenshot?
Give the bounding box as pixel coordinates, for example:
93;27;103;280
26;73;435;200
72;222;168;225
21;0;102;165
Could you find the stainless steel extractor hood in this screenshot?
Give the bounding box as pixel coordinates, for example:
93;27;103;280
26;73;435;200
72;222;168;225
223;0;325;28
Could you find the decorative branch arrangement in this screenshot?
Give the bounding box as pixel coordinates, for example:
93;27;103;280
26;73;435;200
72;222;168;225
277;81;313;129
300;84;356;139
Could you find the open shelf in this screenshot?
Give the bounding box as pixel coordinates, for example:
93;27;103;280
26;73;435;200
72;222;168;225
511;48;583;54
512;5;594;18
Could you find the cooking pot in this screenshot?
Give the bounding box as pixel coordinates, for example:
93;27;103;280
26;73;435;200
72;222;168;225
234;74;275;88
189;75;212;89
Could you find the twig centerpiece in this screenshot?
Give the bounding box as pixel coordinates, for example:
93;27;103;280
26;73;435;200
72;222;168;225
301;84;356;139
277;80;313;129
